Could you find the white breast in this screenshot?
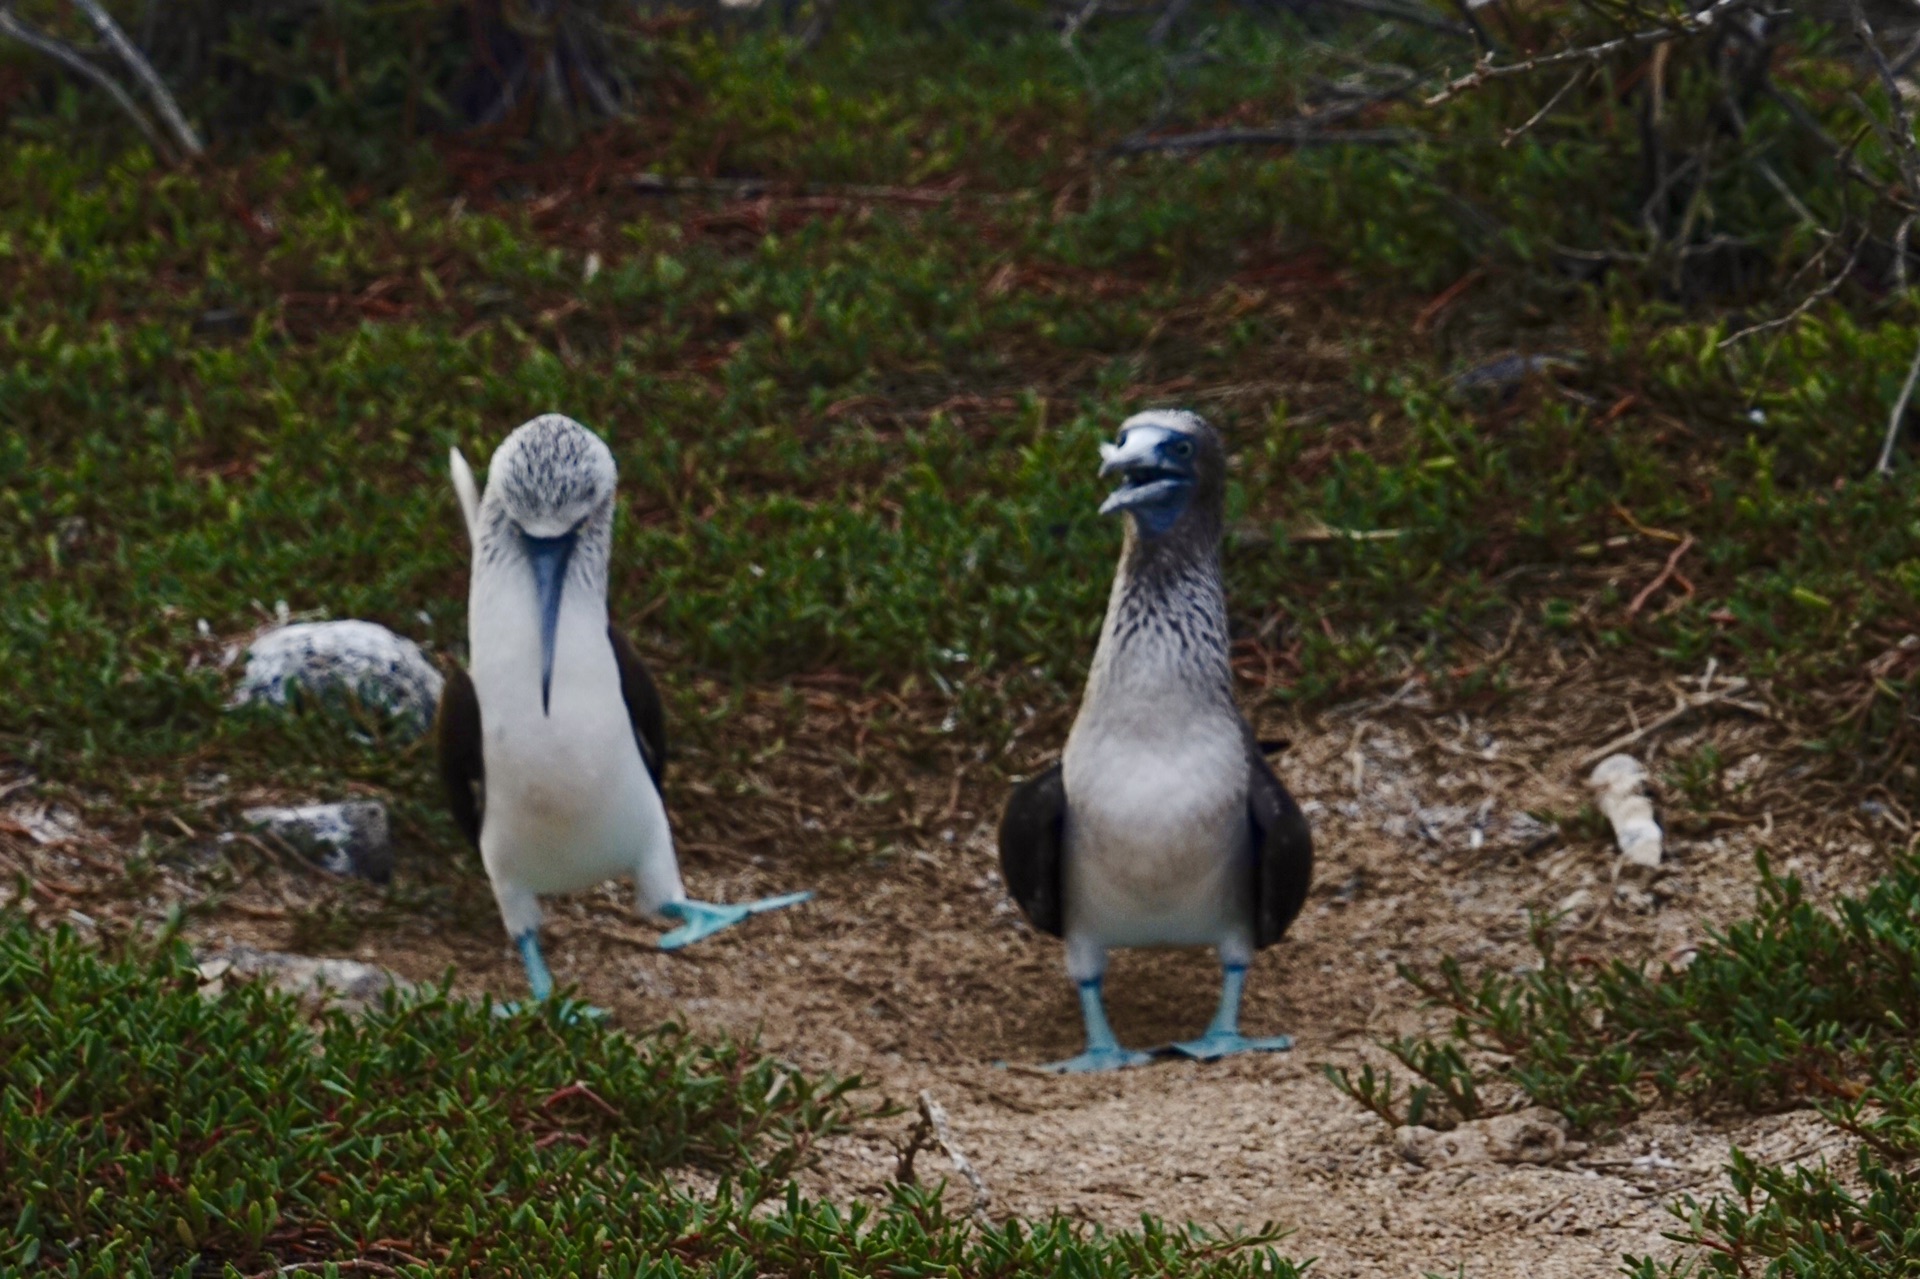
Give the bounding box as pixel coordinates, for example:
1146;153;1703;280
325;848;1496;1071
1061;692;1249;949
467;563;678;904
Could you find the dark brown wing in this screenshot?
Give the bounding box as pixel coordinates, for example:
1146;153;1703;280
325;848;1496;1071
437;664;484;851
998;762;1067;938
609;626;667;788
1246;736;1313;949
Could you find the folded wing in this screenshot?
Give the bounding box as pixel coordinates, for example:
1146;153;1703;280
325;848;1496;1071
999;762;1067;938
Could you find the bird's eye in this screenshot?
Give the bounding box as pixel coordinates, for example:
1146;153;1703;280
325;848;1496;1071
1169;438;1194;460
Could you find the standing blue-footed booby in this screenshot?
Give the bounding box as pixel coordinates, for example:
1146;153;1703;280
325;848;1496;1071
999;410;1313;1072
437;414;810;1000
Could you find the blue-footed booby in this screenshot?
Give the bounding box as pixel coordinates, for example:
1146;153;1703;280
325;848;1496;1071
998;410;1313;1072
437;414;810;1000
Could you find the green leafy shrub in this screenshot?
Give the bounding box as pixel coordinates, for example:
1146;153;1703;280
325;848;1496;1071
0;917;1307;1276
1625;1058;1920;1275
1332;853;1920;1135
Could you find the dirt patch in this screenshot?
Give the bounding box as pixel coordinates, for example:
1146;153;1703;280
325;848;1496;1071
3;650;1898;1276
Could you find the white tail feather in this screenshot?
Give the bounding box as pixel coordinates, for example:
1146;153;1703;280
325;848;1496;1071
449;446;481;542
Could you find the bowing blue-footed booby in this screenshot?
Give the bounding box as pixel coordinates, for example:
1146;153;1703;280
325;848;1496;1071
999;410;1313;1072
437;414;810;1000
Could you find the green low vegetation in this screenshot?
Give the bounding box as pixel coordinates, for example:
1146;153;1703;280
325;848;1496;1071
8;0;1920;1273
0;918;1303;1276
8;5;1920;807
1331;855;1920;1134
1333;855;1920;1274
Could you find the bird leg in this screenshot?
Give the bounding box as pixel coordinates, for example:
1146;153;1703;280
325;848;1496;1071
1040;978;1155;1073
514;930;555;1001
493;930;608;1022
1168;964;1293;1061
656;890;813;950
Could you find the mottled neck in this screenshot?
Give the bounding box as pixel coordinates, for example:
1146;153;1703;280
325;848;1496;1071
1085;510;1232;707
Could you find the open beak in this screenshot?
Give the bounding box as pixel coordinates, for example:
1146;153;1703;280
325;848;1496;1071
522;531;577;715
1097;431;1191;516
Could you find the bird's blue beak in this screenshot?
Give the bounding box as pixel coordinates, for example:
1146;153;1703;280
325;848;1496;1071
523;531;577;715
1097;429;1195;517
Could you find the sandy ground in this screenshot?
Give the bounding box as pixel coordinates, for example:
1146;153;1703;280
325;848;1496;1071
7;653;1896;1277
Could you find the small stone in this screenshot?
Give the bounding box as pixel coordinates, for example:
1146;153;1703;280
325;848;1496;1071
1394;1108;1571;1168
1555;887;1594;917
233;620;443;738
196;945;406;1011
1450;352;1580;396
1481;1108;1569;1164
1394;1124;1488;1168
1614;883;1658;913
242;800;392;884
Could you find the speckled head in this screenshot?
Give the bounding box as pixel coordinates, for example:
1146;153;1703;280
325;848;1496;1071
1097;410;1224;538
479;414;619;714
487;413;618;539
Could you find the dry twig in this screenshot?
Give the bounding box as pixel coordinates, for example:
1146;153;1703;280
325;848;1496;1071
1574;678;1760;771
1717;236;1864;349
1110;125;1418;154
1627;534;1696;619
896;1090;993;1229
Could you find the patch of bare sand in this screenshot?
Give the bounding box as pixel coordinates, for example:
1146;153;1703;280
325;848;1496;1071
92;661;1897;1277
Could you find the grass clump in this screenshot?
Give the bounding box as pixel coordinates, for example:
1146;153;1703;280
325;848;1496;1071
0;916;1306;1276
1626;1120;1920;1276
1331;854;1920;1136
1329;856;1920;1272
10;11;1920;831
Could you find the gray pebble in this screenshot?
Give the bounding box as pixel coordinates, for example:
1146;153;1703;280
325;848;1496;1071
242;800;392;884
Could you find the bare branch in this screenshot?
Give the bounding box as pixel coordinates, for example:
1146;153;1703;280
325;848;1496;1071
1112;79;1422;155
0;6;170;160
1876;329;1920;474
68;0;203;158
1060;0;1102;47
1762;82;1907;208
1845;0;1920;204
1717;235;1864;348
1147;0;1191;45
1445;0;1497;56
1425;0;1760;108
1502;66;1587;148
1110;124;1419;154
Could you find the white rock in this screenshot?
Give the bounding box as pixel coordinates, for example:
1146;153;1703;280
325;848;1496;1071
242;800;391;883
234;620;442;737
1588;753;1663;867
196;945;407;1011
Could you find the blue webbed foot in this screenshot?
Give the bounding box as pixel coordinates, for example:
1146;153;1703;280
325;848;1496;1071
1166;1031;1294;1062
493;997;609;1023
657;891;813;950
1164;964;1291;1061
1037;978;1152;1072
495;931;605;1019
1040;1046;1157;1073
